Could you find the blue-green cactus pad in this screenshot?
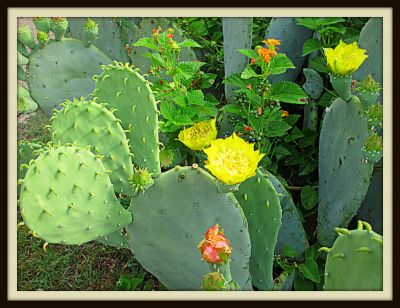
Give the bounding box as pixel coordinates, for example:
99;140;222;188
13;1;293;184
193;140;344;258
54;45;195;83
27;38;112;116
51;99;134;195
96;228;130;250
317;96;373;246
128;166;252;290
323;224;383;290
266;171;309;257
19;145;132;244
233;169;282;290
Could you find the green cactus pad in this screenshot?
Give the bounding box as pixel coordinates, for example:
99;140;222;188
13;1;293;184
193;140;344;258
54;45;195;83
19;145;132;245
265;17;313;83
317;96;374;246
233;169;282;290
51;98;134;195
93;62;160;175
17;65;26;81
67;17;129;62
96;228;130;250
27;38;112;116
302;68;323;100
17;25;36;49
322;222;383;290
128;166;252;290
17;85;38;114
222;17;253;101
266;171;309;257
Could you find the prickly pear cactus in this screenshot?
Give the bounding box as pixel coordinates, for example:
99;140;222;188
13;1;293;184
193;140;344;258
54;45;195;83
96;228;130;250
320;221;383;290
19;145;132;244
233;169;282;290
50;98;134;195
27;38;112;116
93;62;160;175
222;17;253;102
17;85;38;114
317;96;374;246
128;166;252;290
353;18;383;84
266;171;309;257
67;17;130;62
265;18;313;83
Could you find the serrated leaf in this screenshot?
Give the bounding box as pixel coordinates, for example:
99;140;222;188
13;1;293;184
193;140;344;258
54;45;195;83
178;39;202;48
301;185;318;210
284;126;304;142
268;54;296;75
173;114;193;126
186;90;205;106
264;120;291;137
177;61;206;79
299;258;320;283
132;37;160;51
238;49;259;60
274;146;291;161
220;104;243;115
302;38;321;56
319;25;346;35
160;101;177;120
269;81;307;104
223;73;248;88
284;114;302;126
241;66;259;79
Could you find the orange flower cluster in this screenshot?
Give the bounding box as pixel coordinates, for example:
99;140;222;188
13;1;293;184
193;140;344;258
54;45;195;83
197;224;232;264
263;38;281;47
257;47;277;63
280;110;289;118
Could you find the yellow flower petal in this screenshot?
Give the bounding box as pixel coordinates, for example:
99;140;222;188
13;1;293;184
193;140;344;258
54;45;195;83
204;133;265;185
178;119;217;151
323;40;368;76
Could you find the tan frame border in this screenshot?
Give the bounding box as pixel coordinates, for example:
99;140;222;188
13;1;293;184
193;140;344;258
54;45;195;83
8;7;393;300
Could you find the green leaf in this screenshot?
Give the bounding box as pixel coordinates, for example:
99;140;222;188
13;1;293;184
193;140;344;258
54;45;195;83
299;258;320;283
223;73;248;88
301;185;318;210
319;17;346;26
309;56;329;73
189;20;208;36
319;25;346;35
178;39;202;48
186;90;205;106
177;61;206;79
149;53;167;68
302;38;321;56
268;54;296;75
280;245;299;258
274;146;291;161
219;104;243;115
298;160;317;177
317;91;336;108
295;17;321;30
132;37;160;51
160;101;177;120
173;114;193;126
201;73;217;89
284;114;302;126
294;271;314;291
241;66;259;79
284;126;304;142
238;49;259;59
264;120;291;137
269;81;307;104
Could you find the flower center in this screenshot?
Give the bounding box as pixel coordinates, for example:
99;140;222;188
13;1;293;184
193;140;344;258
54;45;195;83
212;148;250;177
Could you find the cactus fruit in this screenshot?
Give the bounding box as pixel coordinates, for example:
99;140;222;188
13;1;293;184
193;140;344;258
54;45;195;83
362;132;383;164
128;167;154;194
33;17;51;33
317;96;373;246
266;171;309;257
17;25;36;49
50;17;69;41
320;221;383;290
93;61;161;175
27;38;112;116
355;74;382;109
265;18;313;83
83;18;99;47
127;166;252;290
67;17;130;62
201;272;230;291
50;98;134;195
19;145;132;245
222;17;253;102
37;31;50;48
233;169;282;290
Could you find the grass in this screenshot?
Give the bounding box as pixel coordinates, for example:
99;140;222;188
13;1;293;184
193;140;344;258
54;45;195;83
17;111;165;291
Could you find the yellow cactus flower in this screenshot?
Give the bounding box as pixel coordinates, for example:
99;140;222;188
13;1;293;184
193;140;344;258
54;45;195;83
323;40;368;76
178;118;217;151
204;133;265;185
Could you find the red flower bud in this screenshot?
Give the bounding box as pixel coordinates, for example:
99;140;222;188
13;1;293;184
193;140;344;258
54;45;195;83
244;125;253;132
197;224;232;264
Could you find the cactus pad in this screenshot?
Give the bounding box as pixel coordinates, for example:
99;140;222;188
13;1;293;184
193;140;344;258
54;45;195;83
128;166;252;290
96;228;130;250
19;145;132;244
27;38;112;116
93;62;160;175
233;169;282;290
266;171;309;257
317;96;373;246
322;222;383;290
51;98;134;195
